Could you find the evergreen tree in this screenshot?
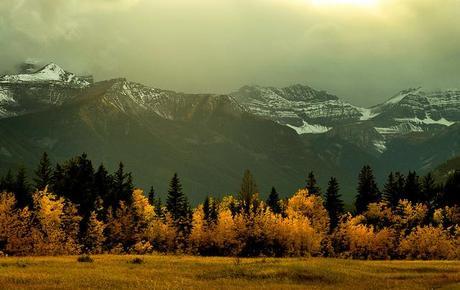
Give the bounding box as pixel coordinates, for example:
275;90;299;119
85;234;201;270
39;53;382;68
33;152;53;190
421;173;437;205
405;171;421;203
111;162;134;208
166;173;190;225
394;172;406;200
355;165;380;214
203;196;212;224
153;197;163;218
306;171;321;196
324;177;344;230
62;154;95;219
0;169;15;193
443;170;460;206
51;163;65;195
266;186;282;214
238;169;258;214
93;164;113;209
148;186;156;205
14;167;31;208
383;172;400;208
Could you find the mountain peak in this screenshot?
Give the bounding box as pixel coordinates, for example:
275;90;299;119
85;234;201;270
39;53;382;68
0;62;90;88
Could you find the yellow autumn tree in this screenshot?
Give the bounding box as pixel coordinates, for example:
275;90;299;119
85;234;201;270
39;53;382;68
30;188;81;255
399;226;456;260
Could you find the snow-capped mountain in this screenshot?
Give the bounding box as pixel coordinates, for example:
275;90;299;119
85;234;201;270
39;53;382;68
0;63;90;88
231;85;376;134
101;79;245;120
371;87;459;136
0;63;91;118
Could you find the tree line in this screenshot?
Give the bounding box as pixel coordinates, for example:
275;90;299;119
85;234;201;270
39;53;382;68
0;153;459;259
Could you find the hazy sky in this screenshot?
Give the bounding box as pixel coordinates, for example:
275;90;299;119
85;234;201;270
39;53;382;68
0;0;459;106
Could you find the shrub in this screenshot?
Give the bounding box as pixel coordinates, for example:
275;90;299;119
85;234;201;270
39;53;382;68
129;257;144;264
77;254;94;263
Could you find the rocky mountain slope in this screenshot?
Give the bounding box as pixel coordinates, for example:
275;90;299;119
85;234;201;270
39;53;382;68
0;63;459;202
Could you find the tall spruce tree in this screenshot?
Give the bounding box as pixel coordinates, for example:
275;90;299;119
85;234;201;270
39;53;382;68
324;177;344;230
421;173;437;205
93;164;113;208
266;186;282;214
405;171;421;203
0;169;15;193
166;173;190;225
111;162;134;208
33;152;53;190
383;172;400;208
239;169;258;214
306;171;321;196
148;186;156;205
443;170;460;206
14;167;31;208
355;165;380;214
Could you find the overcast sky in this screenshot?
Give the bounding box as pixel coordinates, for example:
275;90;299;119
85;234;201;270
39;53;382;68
1;0;459;106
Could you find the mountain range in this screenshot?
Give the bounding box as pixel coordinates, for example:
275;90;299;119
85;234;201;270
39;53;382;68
1;63;459;203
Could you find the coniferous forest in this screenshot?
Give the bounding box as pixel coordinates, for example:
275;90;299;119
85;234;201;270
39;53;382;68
0;152;459;259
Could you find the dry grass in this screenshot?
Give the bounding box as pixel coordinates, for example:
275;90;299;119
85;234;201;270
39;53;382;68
0;255;458;289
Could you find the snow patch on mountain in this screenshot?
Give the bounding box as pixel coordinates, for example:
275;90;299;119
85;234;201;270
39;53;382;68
394;116;455;127
287;121;331;134
383;87;422;105
357;107;379;121
375;123;424;135
373;140;387;153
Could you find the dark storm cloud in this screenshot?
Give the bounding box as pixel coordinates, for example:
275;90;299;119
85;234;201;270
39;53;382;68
0;0;459;106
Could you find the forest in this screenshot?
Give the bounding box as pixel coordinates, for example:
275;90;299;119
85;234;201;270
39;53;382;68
0;153;459;259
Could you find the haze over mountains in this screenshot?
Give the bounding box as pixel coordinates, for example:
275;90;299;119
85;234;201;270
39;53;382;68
1;63;459;203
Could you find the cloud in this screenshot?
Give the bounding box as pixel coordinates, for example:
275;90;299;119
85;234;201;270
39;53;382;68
0;0;459;105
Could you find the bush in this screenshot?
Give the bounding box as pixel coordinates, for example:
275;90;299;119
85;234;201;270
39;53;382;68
77;254;94;263
129;257;144;264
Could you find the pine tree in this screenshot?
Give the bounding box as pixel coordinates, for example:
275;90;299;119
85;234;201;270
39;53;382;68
166;173;190;225
383;172;400;208
238;169;258;214
93;164;113;208
51;163;65;195
355;165;380;214
324;177;344;230
266;187;282;214
405;171;421;203
203;196;212;224
153;197;163;218
306;171;321;196
443;170;460;206
421;173;437;205
14;167;31;208
0;169;15;193
111;162;134;208
33;152;53;190
148;186;156;205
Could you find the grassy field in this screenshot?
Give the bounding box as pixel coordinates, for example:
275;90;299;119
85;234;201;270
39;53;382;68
0;255;459;289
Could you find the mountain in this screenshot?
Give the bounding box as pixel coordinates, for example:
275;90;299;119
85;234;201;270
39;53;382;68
231;84;371;134
232;85;460;155
0;63;90;118
0;63;459;203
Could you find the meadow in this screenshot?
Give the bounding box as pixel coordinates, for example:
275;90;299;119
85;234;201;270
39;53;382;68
0;255;459;289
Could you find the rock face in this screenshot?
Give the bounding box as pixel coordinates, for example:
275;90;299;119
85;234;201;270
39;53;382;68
0;63;459;202
231;85;367;132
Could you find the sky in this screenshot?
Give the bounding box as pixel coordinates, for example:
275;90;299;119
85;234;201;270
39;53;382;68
0;0;459;106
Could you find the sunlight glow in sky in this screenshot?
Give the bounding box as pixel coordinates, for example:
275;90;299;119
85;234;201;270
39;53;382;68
311;0;379;7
